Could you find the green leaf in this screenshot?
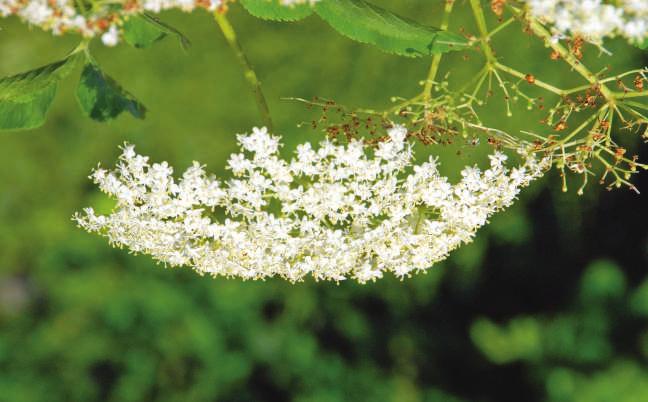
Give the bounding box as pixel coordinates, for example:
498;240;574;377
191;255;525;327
579;260;626;305
637;38;648;50
142;13;191;50
0;54;80;130
240;0;314;21
76;62;146;122
314;0;469;57
123;15;166;48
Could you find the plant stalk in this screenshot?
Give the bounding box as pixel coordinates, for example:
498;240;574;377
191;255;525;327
469;0;497;63
214;12;274;131
423;0;455;102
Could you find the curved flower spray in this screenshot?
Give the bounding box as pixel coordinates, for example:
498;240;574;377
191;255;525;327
75;127;549;283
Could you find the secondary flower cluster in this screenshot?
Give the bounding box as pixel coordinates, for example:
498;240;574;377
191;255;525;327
525;0;648;44
75;127;549;283
0;0;318;46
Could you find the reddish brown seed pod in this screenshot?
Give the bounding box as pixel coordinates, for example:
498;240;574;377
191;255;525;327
634;75;644;92
554;121;568;131
95;18;110;30
587;95;596;106
570;36;585;59
525;74;536;84
490;0;506;16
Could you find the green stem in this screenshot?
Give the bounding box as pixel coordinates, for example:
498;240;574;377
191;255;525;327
487;16;515;39
494;62;565;96
469;0;497;64
423;0;455;102
70;39;90;56
214;12;274;131
509;6;615;102
617;91;648;99
414;207;426;234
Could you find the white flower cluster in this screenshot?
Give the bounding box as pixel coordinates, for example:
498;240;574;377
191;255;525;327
0;0;318;46
525;0;648;44
75;127;549;283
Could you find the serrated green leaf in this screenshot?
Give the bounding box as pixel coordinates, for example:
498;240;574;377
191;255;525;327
76;62;146;122
142;13;191;50
314;0;469;57
240;0;314;21
123;15;166;48
0;54;80;130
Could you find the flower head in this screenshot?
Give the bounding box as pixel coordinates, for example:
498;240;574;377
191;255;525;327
75;127;549;283
526;0;648;44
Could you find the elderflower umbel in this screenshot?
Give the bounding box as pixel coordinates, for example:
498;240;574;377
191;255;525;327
75;127;549;283
0;0;319;46
525;0;648;44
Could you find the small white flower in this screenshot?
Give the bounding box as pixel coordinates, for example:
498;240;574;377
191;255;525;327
101;25;119;47
19;1;53;25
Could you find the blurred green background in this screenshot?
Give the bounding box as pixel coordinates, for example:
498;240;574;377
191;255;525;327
1;1;647;401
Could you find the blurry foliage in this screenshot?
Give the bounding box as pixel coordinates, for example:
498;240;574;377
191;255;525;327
0;1;647;401
471;259;648;401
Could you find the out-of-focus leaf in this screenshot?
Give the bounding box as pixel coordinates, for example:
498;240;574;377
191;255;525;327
578;260;626;305
489;206;531;245
637;38;648;50
470;317;542;364
630;279;648;316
